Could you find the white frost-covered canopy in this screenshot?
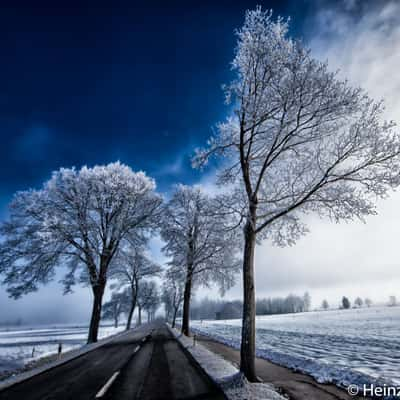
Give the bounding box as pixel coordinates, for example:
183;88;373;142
194;8;400;245
0;162;162;297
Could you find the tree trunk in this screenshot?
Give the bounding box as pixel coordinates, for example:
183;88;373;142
172;307;178;328
240;219;257;382
87;284;105;343
126;303;135;330
126;294;137;330
114;315;118;328
181;273;192;336
138;306;142;325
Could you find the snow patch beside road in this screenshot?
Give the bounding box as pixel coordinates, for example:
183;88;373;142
170;326;285;400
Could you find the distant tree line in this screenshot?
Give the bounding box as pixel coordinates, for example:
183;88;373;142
340;296;373;310
257;292;311;315
188;292;312;321
320;296;400;311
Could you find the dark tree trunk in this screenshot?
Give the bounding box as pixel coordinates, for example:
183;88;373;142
126;292;137;330
87;283;106;343
114;315;118;328
181;273;192;336
126;303;135;330
240;218;257;382
138;306;142;325
172;307;178;328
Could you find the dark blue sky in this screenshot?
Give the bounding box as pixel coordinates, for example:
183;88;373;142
0;0;315;216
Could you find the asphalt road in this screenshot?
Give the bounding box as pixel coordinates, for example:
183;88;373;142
0;323;225;400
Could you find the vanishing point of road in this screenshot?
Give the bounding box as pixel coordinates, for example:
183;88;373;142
0;323;226;400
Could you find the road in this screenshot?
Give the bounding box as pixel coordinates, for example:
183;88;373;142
0;323;226;400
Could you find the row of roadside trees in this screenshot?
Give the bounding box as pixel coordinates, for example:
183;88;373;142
0;168;240;343
102;279;161;328
103;183;242;332
2;7;400;381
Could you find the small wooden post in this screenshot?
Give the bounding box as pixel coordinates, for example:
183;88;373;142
58;342;62;358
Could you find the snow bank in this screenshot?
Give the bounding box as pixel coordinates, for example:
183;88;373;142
169;326;285;400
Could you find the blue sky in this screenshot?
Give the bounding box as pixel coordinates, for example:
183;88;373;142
2;0;399;324
0;0;317;216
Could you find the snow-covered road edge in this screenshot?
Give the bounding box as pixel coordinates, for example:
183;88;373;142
168;325;285;400
0;328;131;391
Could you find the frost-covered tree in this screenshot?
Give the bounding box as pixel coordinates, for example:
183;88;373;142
388;295;397;307
111;244;161;330
162;268;184;328
193;8;400;380
102;289;129;328
364;298;372;308
161;185;240;336
137;280;159;324
321;299;329;310
0;162;162;343
303;292;311;312
354;297;363;308
342;296;351;309
144;284;160;322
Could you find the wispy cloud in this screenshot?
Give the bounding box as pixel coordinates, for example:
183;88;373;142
156;153;186;177
308;0;400;119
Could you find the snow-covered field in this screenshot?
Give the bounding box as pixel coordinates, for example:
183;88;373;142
0;324;123;375
191;306;400;389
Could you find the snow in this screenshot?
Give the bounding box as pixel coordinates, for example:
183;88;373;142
169;326;285;400
0;324;124;375
191;306;400;390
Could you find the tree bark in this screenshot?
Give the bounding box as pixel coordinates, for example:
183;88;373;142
172;307;178;328
181;272;192;336
138;306;142;325
87;283;106;343
240;218;257;382
126;290;137;330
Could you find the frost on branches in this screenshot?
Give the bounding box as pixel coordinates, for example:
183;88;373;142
162;268;185;328
111;243;161;330
102;289;130;328
161;185;241;336
136;280;160;324
194;7;400;381
0;162;162;343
